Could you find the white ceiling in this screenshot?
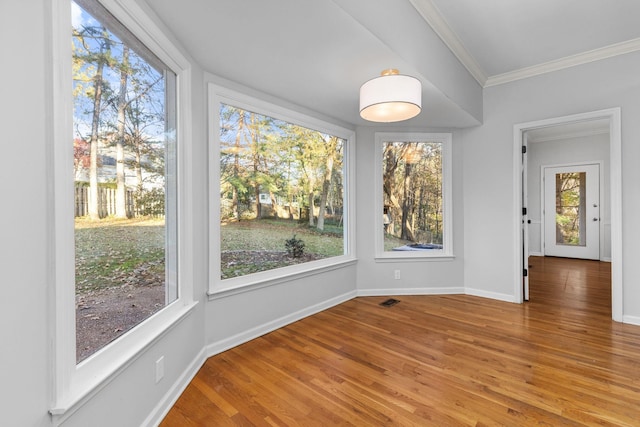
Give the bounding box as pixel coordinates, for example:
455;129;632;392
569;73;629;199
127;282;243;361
144;0;640;128
419;0;640;85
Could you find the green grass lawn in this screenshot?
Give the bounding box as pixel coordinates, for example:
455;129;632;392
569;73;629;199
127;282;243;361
75;217;344;291
221;218;343;256
75;217;165;292
384;233;413;251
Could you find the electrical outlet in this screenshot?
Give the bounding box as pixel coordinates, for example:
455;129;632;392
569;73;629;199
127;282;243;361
394;270;401;280
155;356;164;383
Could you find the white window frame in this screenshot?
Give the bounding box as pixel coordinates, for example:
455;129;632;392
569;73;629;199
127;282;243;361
374;132;453;260
50;0;196;420
208;83;356;298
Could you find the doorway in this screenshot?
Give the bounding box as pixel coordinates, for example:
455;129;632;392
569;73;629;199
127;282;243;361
513;108;622;321
543;163;600;260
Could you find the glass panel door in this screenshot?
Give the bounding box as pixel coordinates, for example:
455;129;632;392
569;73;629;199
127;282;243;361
544;164;600;260
555;172;586;246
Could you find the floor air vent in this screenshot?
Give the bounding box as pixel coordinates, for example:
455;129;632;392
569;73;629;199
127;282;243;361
380;298;400;307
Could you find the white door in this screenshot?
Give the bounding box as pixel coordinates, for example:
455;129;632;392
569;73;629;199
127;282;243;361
544;164;600;260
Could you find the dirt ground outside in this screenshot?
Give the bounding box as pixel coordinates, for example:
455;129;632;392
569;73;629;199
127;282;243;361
75;249;322;361
76;267;165;362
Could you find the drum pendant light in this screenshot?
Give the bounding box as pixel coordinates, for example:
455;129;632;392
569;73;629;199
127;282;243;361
359;69;422;122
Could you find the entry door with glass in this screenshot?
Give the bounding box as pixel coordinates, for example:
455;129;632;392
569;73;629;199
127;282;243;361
543;164;600;260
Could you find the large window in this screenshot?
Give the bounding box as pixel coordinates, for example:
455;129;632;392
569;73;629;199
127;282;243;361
71;0;177;362
52;0;193;415
210;87;354;294
375;133;453;258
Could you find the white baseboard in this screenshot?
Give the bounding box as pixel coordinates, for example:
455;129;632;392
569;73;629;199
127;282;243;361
622;315;640;326
358;286;517;303
145;286;524;425
144;347;207;427
205;290;357;358
357;287;465;297
145;290;356;426
465;287;517;303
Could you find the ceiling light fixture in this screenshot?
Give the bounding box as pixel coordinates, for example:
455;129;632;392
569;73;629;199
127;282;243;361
359;69;422;123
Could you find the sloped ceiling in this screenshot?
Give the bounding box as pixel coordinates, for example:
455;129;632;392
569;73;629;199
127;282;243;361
144;0;640;128
412;0;640;86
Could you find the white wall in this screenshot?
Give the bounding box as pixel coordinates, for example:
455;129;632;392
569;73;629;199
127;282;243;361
527;134;610;258
2;2;358;425
205;267;357;354
7;1;640;425
1;1;210;426
58;32;210;427
462;51;640;318
354;126;466;296
1;1;51;425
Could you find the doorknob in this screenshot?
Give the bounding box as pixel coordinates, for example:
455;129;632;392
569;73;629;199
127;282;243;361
593;203;598;207
593;218;599;221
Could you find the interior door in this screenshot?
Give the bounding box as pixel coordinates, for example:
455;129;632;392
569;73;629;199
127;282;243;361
543;164;600;260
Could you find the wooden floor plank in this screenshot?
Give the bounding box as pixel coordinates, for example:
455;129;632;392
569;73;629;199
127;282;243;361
161;256;640;426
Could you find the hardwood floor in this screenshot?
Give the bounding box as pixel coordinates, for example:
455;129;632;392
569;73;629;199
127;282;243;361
161;257;640;426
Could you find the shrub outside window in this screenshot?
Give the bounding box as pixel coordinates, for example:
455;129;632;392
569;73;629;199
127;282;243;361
210;88;355;294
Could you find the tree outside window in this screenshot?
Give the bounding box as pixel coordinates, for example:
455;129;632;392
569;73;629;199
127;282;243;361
376;133;452;258
71;0;177;362
217;103;346;280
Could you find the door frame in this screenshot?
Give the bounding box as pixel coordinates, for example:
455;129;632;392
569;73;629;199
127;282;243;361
541;162;602;260
522;133;529;300
512;107;622;322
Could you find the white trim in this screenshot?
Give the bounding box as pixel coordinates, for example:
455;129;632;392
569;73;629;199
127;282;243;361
527;128;609;144
51;0;76;407
208;259;357;300
486;38;640;87
539;161;604;261
50;303;198;422
357;287;515;303
207;83;357;296
513;108;622;322
464;288;518;303
622;315;640;327
522;132;529;300
358;287;464;296
50;0;195;419
141;347;207;427
408;0;487;86
374;132;453;259
99;0;190;72
205;291;357;357
409;0;640;89
374;255;456;263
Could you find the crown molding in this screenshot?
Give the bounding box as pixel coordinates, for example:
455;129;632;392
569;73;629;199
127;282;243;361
409;0;487;86
485;37;640;87
409;0;640;89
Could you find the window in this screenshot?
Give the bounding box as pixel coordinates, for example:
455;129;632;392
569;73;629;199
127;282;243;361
71;0;177;363
375;133;453;259
52;0;194;416
209;87;355;295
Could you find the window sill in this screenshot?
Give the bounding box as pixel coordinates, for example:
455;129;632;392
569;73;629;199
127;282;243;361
375;253;456;262
208;257;357;300
50;300;198;424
